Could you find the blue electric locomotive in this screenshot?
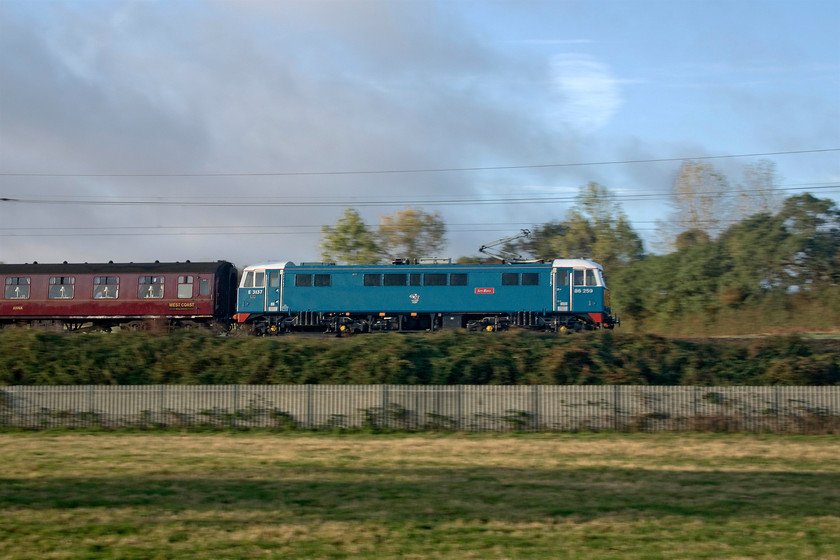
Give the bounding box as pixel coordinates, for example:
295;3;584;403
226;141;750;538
235;259;616;334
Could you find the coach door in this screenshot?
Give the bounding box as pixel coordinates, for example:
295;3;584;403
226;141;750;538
552;268;571;312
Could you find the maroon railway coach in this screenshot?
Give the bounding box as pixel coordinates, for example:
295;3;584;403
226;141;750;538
0;261;237;331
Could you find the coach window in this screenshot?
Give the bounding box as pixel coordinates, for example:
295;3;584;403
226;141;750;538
49;277;75;299
178;276;194;298
384;273;407;286
502;273;519;286
199;278;211;296
295;274;313;287
450;273;468;286
4;277;30;299
522;273;539;286
409;274;422;286
314;274;331;287
139;276;164;298
93;276;119;299
424;273;447;286
364;274;381;287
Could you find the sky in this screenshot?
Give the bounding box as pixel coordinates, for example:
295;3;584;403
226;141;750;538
1;0;839;268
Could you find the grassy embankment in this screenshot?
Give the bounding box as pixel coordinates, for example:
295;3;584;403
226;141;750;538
0;433;838;559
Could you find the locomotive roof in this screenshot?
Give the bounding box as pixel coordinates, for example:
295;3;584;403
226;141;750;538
552;259;603;269
0;261;234;275
242;259;603;270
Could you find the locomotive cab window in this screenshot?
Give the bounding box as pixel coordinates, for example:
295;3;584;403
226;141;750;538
242;271;266;288
268;272;281;288
49;277;75;299
573;269;598;287
139;276;164;298
178;276;194;298
93;276;119;299
4;277;30;299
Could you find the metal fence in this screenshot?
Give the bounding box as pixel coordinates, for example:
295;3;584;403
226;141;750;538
1;385;839;433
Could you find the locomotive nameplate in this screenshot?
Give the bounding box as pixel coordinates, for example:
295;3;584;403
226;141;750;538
475;288;495;294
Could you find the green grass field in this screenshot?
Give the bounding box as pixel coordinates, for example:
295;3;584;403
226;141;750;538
1;433;838;559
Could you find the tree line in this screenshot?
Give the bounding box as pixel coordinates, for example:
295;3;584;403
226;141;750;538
319;160;840;334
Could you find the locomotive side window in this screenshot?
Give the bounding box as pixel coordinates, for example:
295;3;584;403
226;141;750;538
502;273;519;286
384;273;407;286
199;278;211;295
4;277;30;299
268;272;281;288
93;276;119;299
450;273;468;286
314;274;331;287
522;273;539;286
48;277;75;299
295;274;313;287
138;276;164;298
364;274;381;286
177;276;194;298
424;273;447;286
409;274;422;286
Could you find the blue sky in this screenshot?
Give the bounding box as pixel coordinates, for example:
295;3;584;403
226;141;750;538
1;0;838;266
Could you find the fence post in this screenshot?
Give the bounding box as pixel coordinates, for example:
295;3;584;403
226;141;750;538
775;385;781;433
457;385;463;431
532;385;540;432
233;384;240;428
613;385;620;432
306;385;313;429
382;384;389;429
87;385;94;428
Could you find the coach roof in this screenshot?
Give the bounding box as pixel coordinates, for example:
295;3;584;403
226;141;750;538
0;261;234;276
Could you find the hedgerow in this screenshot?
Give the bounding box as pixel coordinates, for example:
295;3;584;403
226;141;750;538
1;329;837;386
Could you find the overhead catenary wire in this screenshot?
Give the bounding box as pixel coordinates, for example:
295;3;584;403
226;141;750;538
1;183;838;208
1;148;838;178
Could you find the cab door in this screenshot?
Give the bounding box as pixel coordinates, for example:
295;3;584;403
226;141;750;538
571;268;600;311
267;270;282;313
239;269;267;313
553;268;571;312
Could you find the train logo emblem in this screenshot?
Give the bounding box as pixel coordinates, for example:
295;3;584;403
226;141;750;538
409;293;420;304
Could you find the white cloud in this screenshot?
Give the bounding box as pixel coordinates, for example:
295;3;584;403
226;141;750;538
549;54;623;132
